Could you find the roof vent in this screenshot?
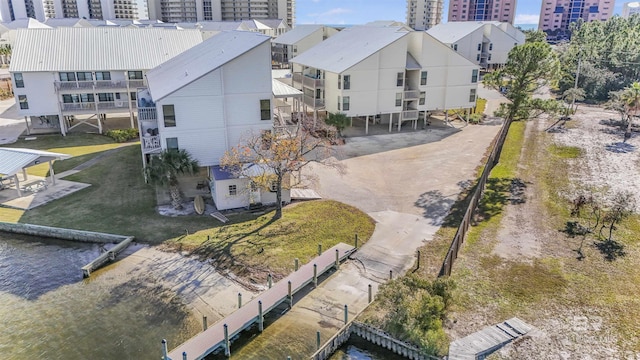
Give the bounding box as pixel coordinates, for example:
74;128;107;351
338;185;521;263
185;71;189;77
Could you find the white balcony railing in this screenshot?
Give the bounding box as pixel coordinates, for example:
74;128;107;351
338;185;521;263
142;135;161;153
55;79;144;91
138;107;157;121
292;73;325;88
404;90;420;100
61;101;135;112
402;110;419;120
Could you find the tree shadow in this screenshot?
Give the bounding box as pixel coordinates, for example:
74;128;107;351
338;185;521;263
414;190;456;226
475;177;528;222
605;142;636;153
593;239;626;261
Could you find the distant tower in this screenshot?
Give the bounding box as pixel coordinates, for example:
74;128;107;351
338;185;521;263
448;0;517;24
539;0;615;36
622;2;640;18
406;0;444;30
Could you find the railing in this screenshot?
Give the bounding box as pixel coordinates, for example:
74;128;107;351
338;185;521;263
142;135;161;153
61;102;95;111
404;90;420;100
61;101;135;112
439;117;513;277
302;95;325;108
402;110;419;120
97;101;131;110
55;79;137;91
292;73;325;88
138;107;157;121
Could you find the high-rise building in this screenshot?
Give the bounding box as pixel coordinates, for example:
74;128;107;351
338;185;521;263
622;1;640;17
539;0;615;35
448;0;517;24
147;0;295;27
406;0;443;30
1;0;143;21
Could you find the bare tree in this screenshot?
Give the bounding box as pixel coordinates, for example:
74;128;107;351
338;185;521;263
221;125;343;220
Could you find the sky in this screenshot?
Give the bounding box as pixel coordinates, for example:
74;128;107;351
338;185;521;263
296;0;626;26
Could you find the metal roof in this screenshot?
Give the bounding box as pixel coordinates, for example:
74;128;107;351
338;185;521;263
272;79;302;98
0;148;71;177
146;31;271;102
289;25;410;74
426;22;486;44
272;24;322;45
406;52;421;70
9;27;203;72
2;18;50;29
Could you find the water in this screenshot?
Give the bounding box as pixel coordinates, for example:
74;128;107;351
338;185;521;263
328;335;407;360
0;234;199;360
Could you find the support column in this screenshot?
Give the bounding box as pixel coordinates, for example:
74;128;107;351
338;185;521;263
97;114;103;134
48;160;56;185
224;324;230;357
397;112;402;132
365;115;369;135
388;114;392;132
161;339;168;360
22;168;27;181
24;116;30;135
350;116;353;127
15;174;21;197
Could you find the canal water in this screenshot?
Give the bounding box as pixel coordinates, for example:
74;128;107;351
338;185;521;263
0;233;199;360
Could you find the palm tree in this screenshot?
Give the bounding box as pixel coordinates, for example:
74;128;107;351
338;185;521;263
144;149;199;209
621;82;640;141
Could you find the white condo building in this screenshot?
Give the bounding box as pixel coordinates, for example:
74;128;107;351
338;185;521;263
288;24;480;134
0;0;145;22
139;30;291;210
271;24;338;68
623;2;640;17
427;21;524;69
147;0;294;26
406;0;444;30
9;27;202;135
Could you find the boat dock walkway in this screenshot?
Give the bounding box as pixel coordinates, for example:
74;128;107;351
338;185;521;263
448;317;533;360
166;242;356;360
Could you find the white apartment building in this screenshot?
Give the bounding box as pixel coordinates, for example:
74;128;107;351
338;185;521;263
0;0;144;22
271;24;338;68
9;27;202;135
289;24;480;134
139;30;290;210
427;21;524;69
623;2;640;17
147;0;294;27
406;0;444;30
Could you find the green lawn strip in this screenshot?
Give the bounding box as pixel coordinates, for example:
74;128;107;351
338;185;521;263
476;98;487;114
164;200;375;279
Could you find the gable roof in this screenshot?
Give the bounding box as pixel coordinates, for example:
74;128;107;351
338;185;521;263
289;25;410;74
3;18;50;29
9;27;203;72
273;24;322;45
426;22;485;43
146;31;271;102
255;19;288;29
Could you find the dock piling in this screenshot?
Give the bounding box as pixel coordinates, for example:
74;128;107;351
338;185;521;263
318;243;322;256
335;249;339;270
355;233;358;248
238;292;242;308
268;273;272;289
389;269;393;280
344;304;348;324
313;263;318;287
162;339;168;360
368;284;372;303
258;300;264;332
224;324;230;357
203;315;208;331
295;258;299;271
316;331;321;350
182;351;187;360
288;280;293;308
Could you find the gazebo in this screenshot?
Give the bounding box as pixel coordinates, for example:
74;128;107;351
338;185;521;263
0;147;71;197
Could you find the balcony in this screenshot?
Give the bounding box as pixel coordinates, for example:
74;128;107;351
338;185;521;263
302;95;325;108
142;135;161;153
402;110;419;120
61;101;135;113
292;73;325;88
138;107;157;121
55;80;138;92
404;90;420;100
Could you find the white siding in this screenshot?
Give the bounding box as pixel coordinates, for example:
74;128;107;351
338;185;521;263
13;72;59;116
214;178;250;210
484;26;519;66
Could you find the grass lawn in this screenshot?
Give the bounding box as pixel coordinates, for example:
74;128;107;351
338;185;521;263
163;200;375;280
3;133;129;176
17;143;375;280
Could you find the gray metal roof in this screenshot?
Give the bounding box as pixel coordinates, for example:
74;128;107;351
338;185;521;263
9;27;203;72
0;148;71;177
2;18;50;29
272;79;302;97
146;31;271;102
289;25;410;74
426;22;485;44
272;24;322;45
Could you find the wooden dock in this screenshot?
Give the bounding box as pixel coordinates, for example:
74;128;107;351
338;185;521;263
448;317;533;360
166;243;356;360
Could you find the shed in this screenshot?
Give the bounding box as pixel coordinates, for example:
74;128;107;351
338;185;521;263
0;147;71;196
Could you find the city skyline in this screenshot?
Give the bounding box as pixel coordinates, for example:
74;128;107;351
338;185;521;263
296;0;624;26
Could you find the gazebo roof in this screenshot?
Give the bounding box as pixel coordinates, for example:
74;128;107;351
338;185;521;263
0;148;71;177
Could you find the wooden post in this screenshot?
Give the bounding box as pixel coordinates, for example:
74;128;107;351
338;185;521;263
313;264;318;287
318;243;322;256
368;284;372;303
416;250;421;271
389;269;393;280
203;315;208;330
288;280;293;308
294;258;299;271
335;249;339;270
238;292;242;308
161;339;168;360
355;233;358;248
344;304;348;324
224;324;230;357
258;300;264;332
268;273;272;289
316;330;321;350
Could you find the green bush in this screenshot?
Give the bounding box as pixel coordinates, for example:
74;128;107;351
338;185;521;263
106;129;139;143
372;275;455;356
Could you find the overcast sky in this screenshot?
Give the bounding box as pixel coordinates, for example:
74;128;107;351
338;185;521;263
296;0;625;26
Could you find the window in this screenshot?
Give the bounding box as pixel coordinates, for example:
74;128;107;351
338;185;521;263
76;72;92;81
260;99;271;120
396;72;404;87
343;96;350;111
469;88;477;103
228;184;237;196
59;72;76;81
476;54;481;61
14;73;24;88
419;92;426;105
98;93;114;102
477;43;482;51
166;137;178;149
128;71;143;80
420;71;428;86
269;181;278;192
471;69;479;83
163;105;176;127
18;95;28;109
95;71;111;81
337;96;341;110
395;93;402;107
343;75;350;90
489;43;493;51
453;44;458;51
130;92;137;100
338;75;341;89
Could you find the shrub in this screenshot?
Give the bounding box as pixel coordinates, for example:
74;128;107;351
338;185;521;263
106;129;139;143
